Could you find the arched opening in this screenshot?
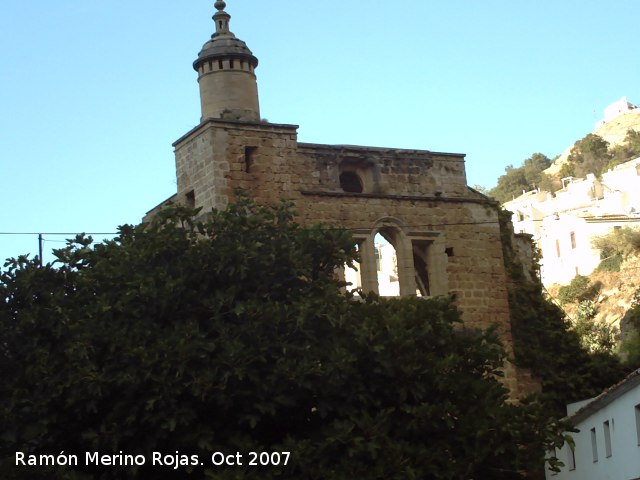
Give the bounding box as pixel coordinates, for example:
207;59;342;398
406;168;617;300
375;231;399;296
339;171;363;193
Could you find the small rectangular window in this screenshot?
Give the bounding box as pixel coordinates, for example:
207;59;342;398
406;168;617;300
412;240;431;298
244;146;257;173
185;190;195;209
603;420;612;458
567;444;576;470
591;427;598;462
570;231;576;249
635;404;640;446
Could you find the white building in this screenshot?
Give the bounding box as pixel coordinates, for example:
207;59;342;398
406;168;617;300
546;368;640;480
504;157;640;286
595;96;638;130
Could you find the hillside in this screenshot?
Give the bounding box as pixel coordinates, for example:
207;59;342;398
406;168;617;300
545;108;640;177
489;99;640;203
549;257;639;328
547;254;640;361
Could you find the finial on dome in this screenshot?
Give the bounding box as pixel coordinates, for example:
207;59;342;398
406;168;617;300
213;0;231;35
195;0;261;122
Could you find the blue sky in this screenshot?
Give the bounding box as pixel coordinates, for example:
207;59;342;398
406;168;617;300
1;0;639;263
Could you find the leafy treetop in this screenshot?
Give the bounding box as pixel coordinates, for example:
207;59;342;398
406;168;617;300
490;128;640;202
489;153;552;203
1;197;568;479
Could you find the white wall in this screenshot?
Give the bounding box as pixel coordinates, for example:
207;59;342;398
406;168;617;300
546;383;640;480
538;215;602;286
503;159;640;286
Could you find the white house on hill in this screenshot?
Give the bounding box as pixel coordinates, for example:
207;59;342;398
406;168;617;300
504;157;640;286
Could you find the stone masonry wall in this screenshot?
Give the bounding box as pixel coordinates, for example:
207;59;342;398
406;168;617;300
148;118;523;397
169;120;299;214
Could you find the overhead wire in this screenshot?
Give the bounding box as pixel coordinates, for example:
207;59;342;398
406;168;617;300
0;219;504;237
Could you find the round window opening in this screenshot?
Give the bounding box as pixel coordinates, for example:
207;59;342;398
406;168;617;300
340;171;363;193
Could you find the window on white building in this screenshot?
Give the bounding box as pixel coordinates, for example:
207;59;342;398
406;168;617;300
591;427;598;462
570;231;576;249
567;444;576;470
635;403;640;446
603;420;612;457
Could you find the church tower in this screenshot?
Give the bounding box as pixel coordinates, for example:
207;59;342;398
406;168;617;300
193;0;261;122
146;0;531;400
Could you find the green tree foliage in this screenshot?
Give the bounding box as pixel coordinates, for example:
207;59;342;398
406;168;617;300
498;210;629;416
619;290;640;368
556;275;601;306
620;331;640;368
489;153;551;203
1;198;566;479
595;254;623;272
559;130;640;180
523;153;552;187
488;164;528;203
558;161;576;179
592;226;640;260
572;301;618;354
566;133;611;177
553;277;616;355
610;129;640;166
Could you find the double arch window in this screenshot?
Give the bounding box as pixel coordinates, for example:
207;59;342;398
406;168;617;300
343;219;447;297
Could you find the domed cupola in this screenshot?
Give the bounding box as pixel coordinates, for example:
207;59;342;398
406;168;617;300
193;0;260;122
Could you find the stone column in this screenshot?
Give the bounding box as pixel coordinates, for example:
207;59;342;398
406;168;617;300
359;235;379;294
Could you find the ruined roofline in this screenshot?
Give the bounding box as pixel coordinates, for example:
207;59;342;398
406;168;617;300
300;190;495;205
172;117;299;147
172;119;467;162
297;142;466;161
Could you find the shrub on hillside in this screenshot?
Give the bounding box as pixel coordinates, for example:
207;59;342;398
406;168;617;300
572;301;618;354
557;275;601;305
592;227;640;259
566;134;611;177
619;290;640;367
596;254;623;272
